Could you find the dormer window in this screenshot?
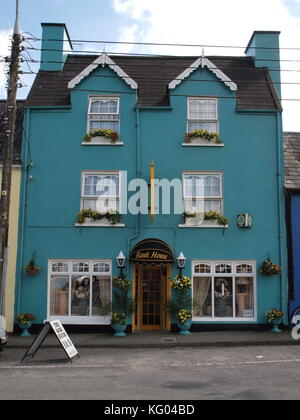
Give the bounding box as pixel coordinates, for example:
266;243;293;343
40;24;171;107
187;97;218;133
88;97;120;132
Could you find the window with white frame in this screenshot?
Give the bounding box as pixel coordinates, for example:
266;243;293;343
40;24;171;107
183;172;223;214
49;260;111;319
81;172;120;213
187;97;218;133
88;97;120;132
192;261;256;320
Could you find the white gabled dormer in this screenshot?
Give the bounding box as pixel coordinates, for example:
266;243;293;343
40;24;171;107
168;55;237;91
68;52;138;90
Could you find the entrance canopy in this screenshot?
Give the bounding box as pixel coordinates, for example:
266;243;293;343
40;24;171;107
129;238;174;266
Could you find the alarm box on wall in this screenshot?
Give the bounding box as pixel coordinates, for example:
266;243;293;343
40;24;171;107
237;214;253;228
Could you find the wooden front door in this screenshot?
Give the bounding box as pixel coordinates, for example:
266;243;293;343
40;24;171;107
138;266;165;330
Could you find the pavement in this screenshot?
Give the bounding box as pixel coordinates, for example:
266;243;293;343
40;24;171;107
4;328;300;349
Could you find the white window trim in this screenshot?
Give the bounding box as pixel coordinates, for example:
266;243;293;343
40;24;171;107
187;97;219;134
183;172;223;199
182;142;224;148
181;172;224;227
192;260;257;322
78;171;124;227
86;96;122;144
46;259;112;325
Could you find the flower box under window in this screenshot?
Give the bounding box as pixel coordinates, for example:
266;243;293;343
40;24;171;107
184;130;223;145
83;129;119;145
77;209;122;226
183;211;228;227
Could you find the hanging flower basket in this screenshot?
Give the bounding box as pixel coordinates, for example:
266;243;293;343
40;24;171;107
260;259;282;276
112;275;131;292
171;274;192;291
24;260;41;276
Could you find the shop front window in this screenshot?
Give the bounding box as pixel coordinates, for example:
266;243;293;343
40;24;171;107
192;261;256;320
49;260;111;322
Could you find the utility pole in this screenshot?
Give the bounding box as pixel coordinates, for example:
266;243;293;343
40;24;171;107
0;0;21;315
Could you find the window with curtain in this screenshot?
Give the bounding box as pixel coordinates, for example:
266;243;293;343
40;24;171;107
183;173;222;214
88;97;120;132
49;260;112;320
192;261;256;321
82;172;120;213
187;97;218;132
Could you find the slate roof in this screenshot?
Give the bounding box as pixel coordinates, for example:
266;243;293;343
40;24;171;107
0;100;25;165
26;54;281;110
284;132;300;190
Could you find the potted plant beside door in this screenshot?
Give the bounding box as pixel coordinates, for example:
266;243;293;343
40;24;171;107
168;274;193;334
110;275;133;337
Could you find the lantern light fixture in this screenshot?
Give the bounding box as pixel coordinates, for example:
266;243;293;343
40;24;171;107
116;251;126;269
177;252;186;271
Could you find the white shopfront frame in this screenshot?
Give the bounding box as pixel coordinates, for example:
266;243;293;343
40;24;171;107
192;260;257;322
46;259;112;325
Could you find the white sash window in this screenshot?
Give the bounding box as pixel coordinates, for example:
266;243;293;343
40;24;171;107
187;97;218;133
82;172;120;213
88;97;120;132
183;172;223;214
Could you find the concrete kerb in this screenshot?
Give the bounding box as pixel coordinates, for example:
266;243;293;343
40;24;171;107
4;331;300;350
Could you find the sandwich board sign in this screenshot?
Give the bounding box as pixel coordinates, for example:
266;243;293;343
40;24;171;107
21;320;79;363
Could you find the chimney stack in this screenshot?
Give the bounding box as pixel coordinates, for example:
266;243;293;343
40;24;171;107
40;23;73;71
245;31;281;98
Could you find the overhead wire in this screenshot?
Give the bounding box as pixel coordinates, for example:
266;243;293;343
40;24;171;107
2;34;300;103
23;36;300;52
23;46;298;64
19;55;300;74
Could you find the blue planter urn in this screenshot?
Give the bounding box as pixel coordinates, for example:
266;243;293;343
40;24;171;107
17;321;33;337
177;318;192;335
112;322;127;337
271;319;282;333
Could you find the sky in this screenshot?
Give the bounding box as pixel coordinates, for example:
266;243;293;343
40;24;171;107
1;0;300;131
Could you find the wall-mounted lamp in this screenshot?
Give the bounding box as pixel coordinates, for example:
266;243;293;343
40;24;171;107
116;251;126;275
177;251;186;274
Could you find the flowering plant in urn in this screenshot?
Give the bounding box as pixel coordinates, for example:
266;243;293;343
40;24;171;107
265;309;284;323
16;313;35;325
176;309;192;325
111;312;127;326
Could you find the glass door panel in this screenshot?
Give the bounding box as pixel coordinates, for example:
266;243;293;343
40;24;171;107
139;267;164;330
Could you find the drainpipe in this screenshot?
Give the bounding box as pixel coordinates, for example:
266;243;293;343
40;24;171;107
16;107;30;315
276;111;287;322
126;108;141;270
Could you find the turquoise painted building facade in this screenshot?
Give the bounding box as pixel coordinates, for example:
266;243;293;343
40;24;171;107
15;23;287;331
